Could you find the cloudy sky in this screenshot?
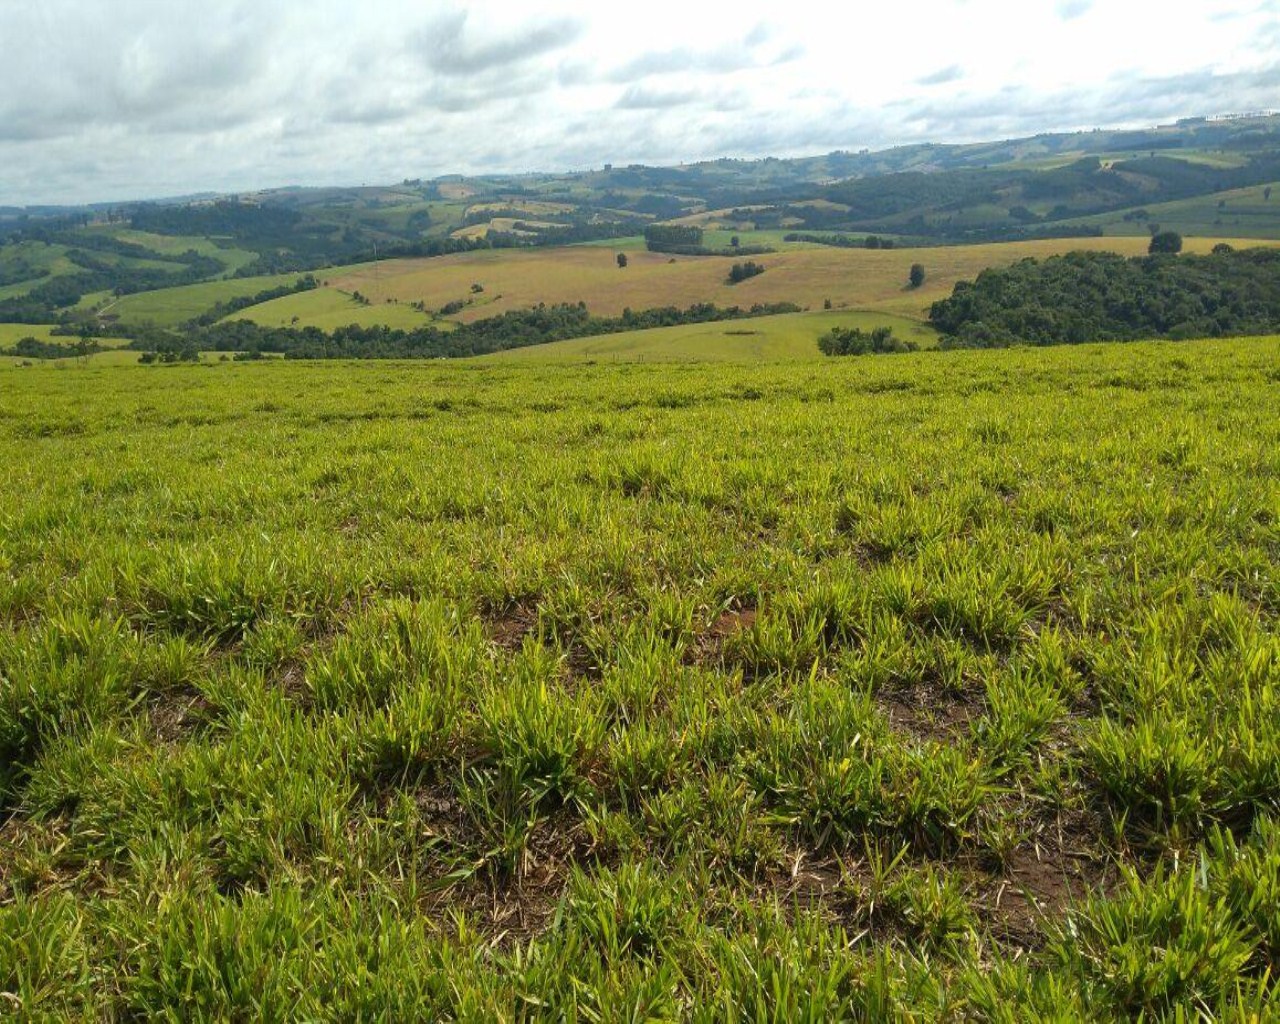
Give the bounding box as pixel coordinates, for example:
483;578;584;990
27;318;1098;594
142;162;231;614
2;0;1278;205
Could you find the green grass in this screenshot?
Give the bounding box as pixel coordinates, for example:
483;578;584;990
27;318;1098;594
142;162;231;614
1072;182;1280;239
228;286;443;332
99;272;327;327
0;326;63;350
0;338;1278;1018
5;349;147;369
700;229;826;251
0;242;79;302
92;229;260;277
482;310;937;362
0;326;131;371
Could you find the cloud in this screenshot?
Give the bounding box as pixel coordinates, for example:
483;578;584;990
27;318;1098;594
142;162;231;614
1056;0;1093;20
604;28;802;84
615;85;702;110
916;65;965;86
1;0;1276;205
411;10;584;77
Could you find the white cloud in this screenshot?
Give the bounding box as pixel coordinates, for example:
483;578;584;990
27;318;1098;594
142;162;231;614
0;0;1275;204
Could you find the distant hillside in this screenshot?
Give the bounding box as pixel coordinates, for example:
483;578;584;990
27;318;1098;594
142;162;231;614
3;114;1280;332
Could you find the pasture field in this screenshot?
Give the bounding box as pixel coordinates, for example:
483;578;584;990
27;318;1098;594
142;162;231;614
1075;183;1280;240
0;326;129;370
91;229;261;277
99;271;337;327
0;326;63;350
228;287;443;332
0;243;80;303
328;236;1263;326
1;337;1278;1018
482;310;937;363
5;349;147;369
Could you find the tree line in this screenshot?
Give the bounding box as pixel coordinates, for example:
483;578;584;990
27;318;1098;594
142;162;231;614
129;301;803;361
817;326;917;356
929;246;1280;347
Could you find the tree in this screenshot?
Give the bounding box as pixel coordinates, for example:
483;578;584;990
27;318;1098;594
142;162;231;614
909;263;926;288
728;261;765;284
1149;230;1183;255
616;252;628;269
730;235;740;249
1266;186;1273;202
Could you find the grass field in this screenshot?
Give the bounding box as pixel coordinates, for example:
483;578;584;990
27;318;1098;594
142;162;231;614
0;325;128;371
0;326;63;350
0;242;79;302
483;310;937;363
92;229;261;277
329;236;1266;326
33;235;1272;338
228;287;443;332
98;271;337;327
5;349;146;369
1;338;1278;1018
1073;183;1280;239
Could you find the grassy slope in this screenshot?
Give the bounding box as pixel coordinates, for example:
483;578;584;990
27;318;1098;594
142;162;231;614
226;287;443;332
94;229;261;276
100;271;337;327
5;348;144;369
1070;182;1280;239
482;310;937;363
0;324;110;348
328;236;1265;326
1;340;1278;1018
0;242;79;302
0;325;131;372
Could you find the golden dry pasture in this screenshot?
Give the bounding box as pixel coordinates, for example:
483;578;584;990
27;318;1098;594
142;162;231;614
331;236;1264;323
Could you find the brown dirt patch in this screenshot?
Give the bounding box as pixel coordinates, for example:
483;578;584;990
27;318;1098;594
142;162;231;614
877;682;983;744
687;604;757;666
486;603;538;653
149;687;214;743
975;807;1117;952
414;787;595;946
277;662;310;705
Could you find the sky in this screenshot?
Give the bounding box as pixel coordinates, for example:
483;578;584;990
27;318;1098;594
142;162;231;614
1;0;1278;206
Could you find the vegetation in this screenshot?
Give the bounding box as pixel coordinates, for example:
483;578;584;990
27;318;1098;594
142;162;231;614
644;224;704;253
130;302;804;361
783;232;898;249
930;246;1280;346
183;276;318;328
909;263;926;288
1;336;103;360
1149;230;1184;254
727;261;765;284
484;311;939;363
7;116;1280;337
316;237;1209;332
817;325;917;356
0;337;1277;1017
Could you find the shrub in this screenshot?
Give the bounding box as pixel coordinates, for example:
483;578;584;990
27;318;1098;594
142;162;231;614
817;326;918;356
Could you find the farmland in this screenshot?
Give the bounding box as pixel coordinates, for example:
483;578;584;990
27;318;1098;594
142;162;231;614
2;338;1278;1017
483;310;937;363
1072;182;1280;240
325;235;1256;326
96;271;331;328
230;286;443;333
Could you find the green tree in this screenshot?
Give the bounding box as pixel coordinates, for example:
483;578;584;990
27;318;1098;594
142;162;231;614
909;263;926;288
1149;231;1183;255
616;253;628;269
